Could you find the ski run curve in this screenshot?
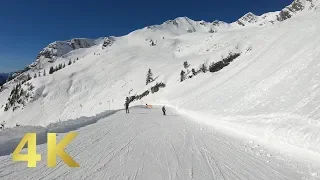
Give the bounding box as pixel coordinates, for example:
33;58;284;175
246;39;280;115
0;106;319;180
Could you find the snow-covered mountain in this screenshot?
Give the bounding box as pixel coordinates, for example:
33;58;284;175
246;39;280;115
278;0;320;21
141;0;320;34
29;38;97;70
1;0;320;165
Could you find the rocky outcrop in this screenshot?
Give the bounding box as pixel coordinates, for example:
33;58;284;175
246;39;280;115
29;38;96;68
102;37;115;49
237;12;259;26
278;0;318;21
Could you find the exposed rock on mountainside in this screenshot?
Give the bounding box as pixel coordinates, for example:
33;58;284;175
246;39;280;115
29;38;96;69
278;0;319;21
102;37;115;49
237;12;259;26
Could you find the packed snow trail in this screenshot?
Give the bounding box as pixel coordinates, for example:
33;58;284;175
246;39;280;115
0;106;319;180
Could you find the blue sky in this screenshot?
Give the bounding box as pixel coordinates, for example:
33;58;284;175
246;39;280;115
0;0;292;73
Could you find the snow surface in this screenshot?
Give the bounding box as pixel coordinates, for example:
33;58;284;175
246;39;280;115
1;1;320;178
0;110;116;156
0;107;319;180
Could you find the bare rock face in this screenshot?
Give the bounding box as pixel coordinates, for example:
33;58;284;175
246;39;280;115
30;38;96;68
232;0;319;27
102;37;115;49
165;19;179;27
278;0;317;21
277;10;293;21
237;12;259;26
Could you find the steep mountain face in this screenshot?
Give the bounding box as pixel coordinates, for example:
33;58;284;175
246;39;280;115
29;38;96;69
232;0;320;27
232;11;280;27
236;12;259;26
278;0;320;21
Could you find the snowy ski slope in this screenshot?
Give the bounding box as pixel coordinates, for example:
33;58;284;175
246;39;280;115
0;107;319;180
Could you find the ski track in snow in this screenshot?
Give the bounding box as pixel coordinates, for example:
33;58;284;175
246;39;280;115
0;107;319;180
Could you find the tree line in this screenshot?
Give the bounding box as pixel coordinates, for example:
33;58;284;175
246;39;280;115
180;52;241;82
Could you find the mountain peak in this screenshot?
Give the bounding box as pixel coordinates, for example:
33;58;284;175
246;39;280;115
278;0;319;21
244;12;257;17
236;12;259;26
29;38;96;69
174;16;191;21
163;16;194;27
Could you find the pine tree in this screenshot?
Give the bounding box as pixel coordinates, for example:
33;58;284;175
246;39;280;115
192;68;197;76
68;60;72;65
209;61;224;72
43;69;46;76
63;63;66;68
58;64;62;70
20;89;24;96
38;71;41;77
180;70;186;82
29;84;35;91
34;73;37;78
200;63;208;73
27;74;32;80
49;67;54;74
183;61;190;69
146;68;154;85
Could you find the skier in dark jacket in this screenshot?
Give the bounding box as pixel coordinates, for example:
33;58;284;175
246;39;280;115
162;106;166;115
125;97;130;113
125;103;129;113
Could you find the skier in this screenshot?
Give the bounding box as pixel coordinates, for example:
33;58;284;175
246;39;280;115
125;97;130;113
125;102;129;113
162;106;166;115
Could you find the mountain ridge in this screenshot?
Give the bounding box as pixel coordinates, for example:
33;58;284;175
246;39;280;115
22;0;320;74
29;38;97;70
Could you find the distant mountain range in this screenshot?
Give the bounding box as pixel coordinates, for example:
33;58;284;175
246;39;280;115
0;73;11;85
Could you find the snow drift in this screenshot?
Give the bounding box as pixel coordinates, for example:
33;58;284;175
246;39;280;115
0;110;116;156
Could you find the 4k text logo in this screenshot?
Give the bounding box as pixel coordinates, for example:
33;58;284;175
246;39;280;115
12;132;80;168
